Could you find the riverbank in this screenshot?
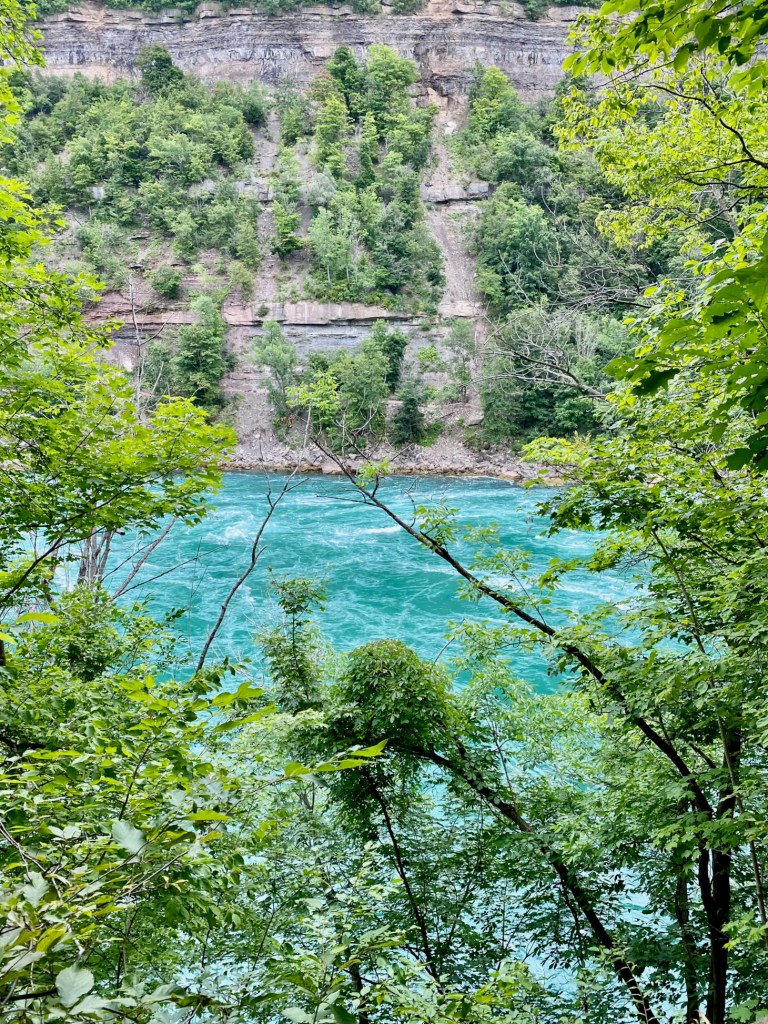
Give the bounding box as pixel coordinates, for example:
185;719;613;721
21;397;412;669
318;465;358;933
227;434;569;483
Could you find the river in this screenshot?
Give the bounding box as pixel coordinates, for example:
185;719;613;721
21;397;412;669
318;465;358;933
107;473;631;688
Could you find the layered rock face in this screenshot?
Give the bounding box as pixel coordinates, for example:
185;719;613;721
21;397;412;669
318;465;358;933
37;1;582;476
39;1;581;104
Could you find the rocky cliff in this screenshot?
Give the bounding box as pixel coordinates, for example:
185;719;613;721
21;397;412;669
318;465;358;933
39;1;581;105
36;1;581;478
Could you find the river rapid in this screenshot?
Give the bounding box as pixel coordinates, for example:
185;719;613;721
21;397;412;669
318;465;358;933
108;473;630;688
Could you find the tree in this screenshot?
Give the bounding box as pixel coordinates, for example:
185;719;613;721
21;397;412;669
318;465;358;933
272;200;304;258
301;364;768;1024
467;64;525;141
333;343;390;438
358;110;379;187
365;44;419;126
327;45;365;117
150;263;182;298
135;44;184;95
252;318;298;421
390;377;426;444
166;295;234;412
0;12;276;1020
313;92;350;177
303;168;337;208
560;0;768;470
368;319;409;390
308;198;368;300
476;185;560;311
274;76;312;145
444;318;477;403
492;131;553;186
476;306;629;441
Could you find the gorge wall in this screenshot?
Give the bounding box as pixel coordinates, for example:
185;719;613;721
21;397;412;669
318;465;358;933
39;2;581;104
36;2;582;477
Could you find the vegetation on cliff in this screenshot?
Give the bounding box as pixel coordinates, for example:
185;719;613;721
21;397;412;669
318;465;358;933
281;44;443;310
33;0;598;22
8;57;265;287
446;64;676;443
6;42;444;424
8;41;441;310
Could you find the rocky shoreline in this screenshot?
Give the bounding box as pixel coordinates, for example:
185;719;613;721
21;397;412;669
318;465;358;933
226;434;568;483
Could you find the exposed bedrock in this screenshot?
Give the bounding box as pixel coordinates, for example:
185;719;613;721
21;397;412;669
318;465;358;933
39;1;583;104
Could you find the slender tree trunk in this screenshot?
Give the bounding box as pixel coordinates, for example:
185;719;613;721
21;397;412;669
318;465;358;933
348;961;371;1024
365;773;441;985
78;529;114;586
674;864;699;1023
699;729;739;1024
702;847;731;1024
413;743;661;1024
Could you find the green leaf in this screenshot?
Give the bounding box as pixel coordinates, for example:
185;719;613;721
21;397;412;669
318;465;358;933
233;682;264;700
21;872;48;906
55;966;94;1008
49;825;81;840
635;368;678;395
331;1006;357;1024
112;819;146;854
211;691;237;707
350;739;388;757
726;448;754;470
186;810;229;822
211;706;275;735
694;16;719;47
71;995;110;1014
37;924;68;952
673;43;694;70
143;983;179;1004
14;611;60;625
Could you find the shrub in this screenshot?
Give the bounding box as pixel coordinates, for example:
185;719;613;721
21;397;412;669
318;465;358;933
150;264;183;299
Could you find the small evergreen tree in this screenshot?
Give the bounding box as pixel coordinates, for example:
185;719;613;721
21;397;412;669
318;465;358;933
272;201;304;258
313;93;350;178
327;46;365;117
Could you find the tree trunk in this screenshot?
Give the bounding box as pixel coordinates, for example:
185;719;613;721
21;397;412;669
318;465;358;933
674;865;699;1022
701;847;731;1024
415;743;661;1024
700;729;739;1024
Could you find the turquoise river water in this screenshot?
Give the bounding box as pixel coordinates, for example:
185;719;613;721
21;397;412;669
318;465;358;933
107;473;631;687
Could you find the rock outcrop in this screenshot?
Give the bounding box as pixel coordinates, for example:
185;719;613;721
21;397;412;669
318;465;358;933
37;0;582;477
39;1;582;104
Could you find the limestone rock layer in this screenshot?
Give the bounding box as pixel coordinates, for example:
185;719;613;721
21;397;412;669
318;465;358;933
39;1;581;103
